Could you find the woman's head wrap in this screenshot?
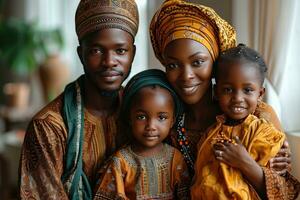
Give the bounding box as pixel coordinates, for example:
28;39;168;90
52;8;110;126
150;0;236;63
121;69;183;121
75;0;139;41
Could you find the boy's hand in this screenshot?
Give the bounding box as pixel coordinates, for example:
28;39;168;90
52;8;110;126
213;136;253;169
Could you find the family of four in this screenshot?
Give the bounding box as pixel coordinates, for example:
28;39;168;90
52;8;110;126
19;0;300;199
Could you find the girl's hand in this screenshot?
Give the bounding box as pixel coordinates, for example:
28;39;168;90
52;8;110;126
213;136;252;170
269;140;291;175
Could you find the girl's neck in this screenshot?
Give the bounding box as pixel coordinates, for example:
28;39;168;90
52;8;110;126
131;143;164;157
84;77;119;117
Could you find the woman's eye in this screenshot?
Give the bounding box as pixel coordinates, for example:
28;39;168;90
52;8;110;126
166;63;178;70
192;60;204;66
223;87;232;93
116;48;127;55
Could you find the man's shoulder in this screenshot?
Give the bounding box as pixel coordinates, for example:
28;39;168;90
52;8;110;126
32;94;64;121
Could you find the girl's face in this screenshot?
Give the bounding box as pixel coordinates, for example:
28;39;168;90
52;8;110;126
129;86;174;153
162;39;214;105
215;61;265;121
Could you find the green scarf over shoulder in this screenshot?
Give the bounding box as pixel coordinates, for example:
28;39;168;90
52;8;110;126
61;75;92;200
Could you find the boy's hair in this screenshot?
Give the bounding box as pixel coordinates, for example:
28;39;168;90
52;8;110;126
214;43;267;85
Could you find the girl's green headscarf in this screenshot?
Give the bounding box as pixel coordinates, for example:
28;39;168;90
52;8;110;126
121;69;183;122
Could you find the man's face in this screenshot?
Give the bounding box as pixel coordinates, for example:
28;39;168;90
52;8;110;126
78;28;135;93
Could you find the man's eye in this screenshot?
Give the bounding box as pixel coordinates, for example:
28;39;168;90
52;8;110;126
89;48;102;55
116;48;127;55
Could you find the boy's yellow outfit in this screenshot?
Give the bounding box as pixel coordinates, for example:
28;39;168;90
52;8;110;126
191;114;285;200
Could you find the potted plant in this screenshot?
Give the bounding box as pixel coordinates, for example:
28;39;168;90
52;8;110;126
0;18;64;108
0;18;63;77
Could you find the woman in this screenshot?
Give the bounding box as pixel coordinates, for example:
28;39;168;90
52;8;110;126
149;0;299;199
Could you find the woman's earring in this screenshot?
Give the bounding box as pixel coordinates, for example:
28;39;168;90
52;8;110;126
211;79;217;102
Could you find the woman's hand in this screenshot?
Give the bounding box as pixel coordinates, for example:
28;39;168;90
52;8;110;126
269;140;291;175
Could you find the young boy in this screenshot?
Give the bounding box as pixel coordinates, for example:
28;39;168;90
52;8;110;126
191;44;286;199
94;69;190;200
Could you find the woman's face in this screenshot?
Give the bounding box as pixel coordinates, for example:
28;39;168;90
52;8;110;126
162;39;214;105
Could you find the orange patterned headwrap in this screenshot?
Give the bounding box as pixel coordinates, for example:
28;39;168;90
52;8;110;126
150;0;236;63
75;0;139;40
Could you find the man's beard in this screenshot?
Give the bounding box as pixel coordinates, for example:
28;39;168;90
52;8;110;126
99;89;119;97
98;67;131;97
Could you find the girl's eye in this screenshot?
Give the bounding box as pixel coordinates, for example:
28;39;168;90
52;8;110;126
192;60;204;66
116;48;127;55
158;115;168;121
166;63;179;70
136;115;146;120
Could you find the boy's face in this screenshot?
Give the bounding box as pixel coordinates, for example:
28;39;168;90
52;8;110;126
77;28;135;93
215;61;265;121
129;87;174;152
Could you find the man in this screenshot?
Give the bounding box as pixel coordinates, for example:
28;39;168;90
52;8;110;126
19;0;139;199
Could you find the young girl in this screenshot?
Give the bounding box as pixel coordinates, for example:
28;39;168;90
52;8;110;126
191;44;287;199
93;69;190;200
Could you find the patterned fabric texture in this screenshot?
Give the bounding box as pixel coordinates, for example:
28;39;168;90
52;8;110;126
169;101;300;199
19;92;120;199
75;0;139;40
149;0;236;63
191;114;285;199
94;144;191;200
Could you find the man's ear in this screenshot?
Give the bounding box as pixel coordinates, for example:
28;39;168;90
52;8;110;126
77;46;84;65
132;44;136;61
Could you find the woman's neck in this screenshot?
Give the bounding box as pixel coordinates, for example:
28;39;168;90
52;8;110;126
185;87;220;131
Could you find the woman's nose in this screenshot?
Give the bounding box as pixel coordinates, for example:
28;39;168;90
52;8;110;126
181;65;195;81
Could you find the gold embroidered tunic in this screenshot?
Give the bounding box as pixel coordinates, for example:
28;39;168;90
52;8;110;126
94;144;191;200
